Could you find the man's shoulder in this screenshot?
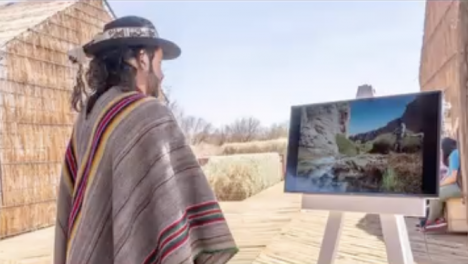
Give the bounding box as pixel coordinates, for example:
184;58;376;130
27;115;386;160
105;95;176;152
114;95;175;133
125;95;169;114
102;89;172;118
103;91;168;115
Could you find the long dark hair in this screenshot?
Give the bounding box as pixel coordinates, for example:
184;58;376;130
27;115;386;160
441;137;457;166
71;46;157;115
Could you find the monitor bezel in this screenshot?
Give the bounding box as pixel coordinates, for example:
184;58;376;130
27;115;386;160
285;90;442;198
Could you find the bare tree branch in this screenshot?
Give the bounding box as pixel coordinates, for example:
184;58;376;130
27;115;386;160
163;87;288;145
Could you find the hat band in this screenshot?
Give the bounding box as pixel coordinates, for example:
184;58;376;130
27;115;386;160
90;27;160;45
69;27;160;64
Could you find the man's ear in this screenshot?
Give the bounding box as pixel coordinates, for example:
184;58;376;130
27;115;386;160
137;50;150;71
125;50;147;70
125;57;139;69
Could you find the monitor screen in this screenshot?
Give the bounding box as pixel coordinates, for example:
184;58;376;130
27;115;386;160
285;91;441;197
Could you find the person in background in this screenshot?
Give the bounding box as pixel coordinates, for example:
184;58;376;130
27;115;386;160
423;137;461;231
439;154;449;180
393;119;406;152
55;16;238;264
418;147;450;228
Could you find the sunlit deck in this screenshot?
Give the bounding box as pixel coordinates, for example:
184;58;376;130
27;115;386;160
0;183;467;264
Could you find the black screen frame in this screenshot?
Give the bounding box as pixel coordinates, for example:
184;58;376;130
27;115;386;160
285;90;442;198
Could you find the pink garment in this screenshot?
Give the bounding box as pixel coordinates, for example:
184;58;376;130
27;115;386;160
440;163;448;180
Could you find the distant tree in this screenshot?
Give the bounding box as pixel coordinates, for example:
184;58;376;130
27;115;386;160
162;87;289;145
227;117;262;142
179;115;213;144
210;126;230;145
163;86;187;127
262;121;289;140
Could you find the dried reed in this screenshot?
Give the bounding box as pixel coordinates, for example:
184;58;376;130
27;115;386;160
0;201;56;238
191;143;222;158
221;138;288;156
203;153;282;201
0;0;112;238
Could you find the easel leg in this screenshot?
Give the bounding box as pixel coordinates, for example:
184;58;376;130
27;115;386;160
380;214;414;264
317;211;344;264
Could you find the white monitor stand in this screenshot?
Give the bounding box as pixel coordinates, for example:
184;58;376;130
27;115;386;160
302;194;426;264
302;88;426;264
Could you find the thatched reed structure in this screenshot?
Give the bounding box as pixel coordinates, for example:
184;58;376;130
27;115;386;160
0;0;114;238
419;0;468;220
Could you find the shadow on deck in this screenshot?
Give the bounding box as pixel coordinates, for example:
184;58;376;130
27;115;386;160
0;182;466;264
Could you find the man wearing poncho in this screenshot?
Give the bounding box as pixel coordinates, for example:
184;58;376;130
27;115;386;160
54;16;238;264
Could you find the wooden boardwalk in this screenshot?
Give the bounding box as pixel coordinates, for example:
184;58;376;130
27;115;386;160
0;183;467;264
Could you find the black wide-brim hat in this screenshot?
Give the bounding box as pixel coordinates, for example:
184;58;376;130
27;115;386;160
82;16;181;60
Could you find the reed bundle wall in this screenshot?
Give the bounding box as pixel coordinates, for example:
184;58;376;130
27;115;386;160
0;0;112;238
458;0;468;218
419;1;460;118
419;0;468;220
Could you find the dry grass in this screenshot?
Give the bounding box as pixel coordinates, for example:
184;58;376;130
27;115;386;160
203;153;282;201
190;138;288;158
0;0;112;238
221;138;288;156
191;143;222;157
386;153;423;194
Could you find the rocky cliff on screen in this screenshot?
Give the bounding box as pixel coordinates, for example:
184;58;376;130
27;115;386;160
293;94;424;195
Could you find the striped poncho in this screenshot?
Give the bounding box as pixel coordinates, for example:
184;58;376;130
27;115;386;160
54;87;238;264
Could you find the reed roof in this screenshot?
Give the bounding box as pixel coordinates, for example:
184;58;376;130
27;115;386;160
0;0;115;49
0;1;78;48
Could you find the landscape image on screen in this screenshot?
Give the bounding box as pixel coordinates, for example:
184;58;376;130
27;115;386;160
288;94;426;195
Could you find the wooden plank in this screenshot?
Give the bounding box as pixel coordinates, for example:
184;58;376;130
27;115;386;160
0;182;467;264
227;184;302;263
446;198;468;233
0;226;53;264
253;209;468;264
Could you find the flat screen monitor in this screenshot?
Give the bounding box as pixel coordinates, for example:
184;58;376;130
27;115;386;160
285;91;442;197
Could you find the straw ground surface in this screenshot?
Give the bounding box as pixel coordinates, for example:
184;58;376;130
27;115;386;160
0;0;112;238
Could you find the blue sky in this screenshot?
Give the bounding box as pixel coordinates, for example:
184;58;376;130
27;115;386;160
348;94;417;135
109;1;426;127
